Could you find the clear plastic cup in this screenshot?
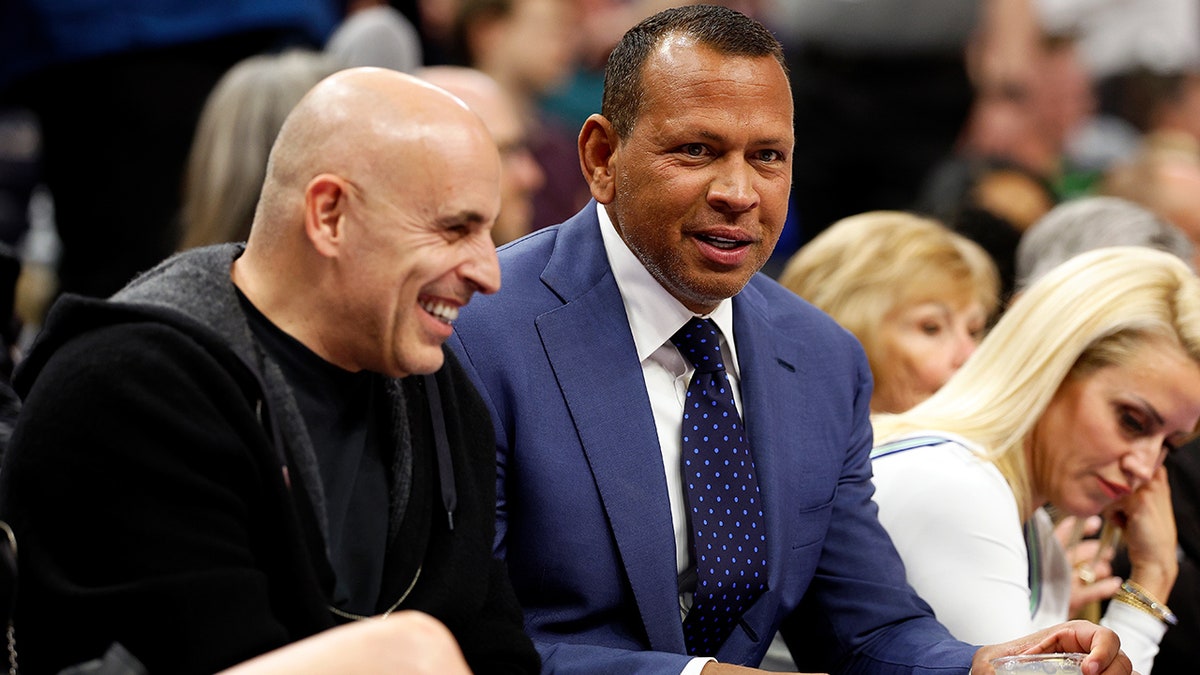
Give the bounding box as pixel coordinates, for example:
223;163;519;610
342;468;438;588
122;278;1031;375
989;653;1085;674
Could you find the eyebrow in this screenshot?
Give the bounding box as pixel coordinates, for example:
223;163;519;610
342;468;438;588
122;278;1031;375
437;211;488;228
1130;395;1166;428
909;301;953;317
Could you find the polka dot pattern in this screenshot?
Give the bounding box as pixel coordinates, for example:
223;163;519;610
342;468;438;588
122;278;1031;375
671;318;768;657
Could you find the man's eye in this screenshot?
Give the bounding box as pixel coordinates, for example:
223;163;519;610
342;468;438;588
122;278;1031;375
682;144;706;157
755;149;782;162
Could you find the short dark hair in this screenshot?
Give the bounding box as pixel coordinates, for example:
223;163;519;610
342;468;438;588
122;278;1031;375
601;4;786;139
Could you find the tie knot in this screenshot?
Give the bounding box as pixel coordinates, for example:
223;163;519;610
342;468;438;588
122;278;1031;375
671;318;726;373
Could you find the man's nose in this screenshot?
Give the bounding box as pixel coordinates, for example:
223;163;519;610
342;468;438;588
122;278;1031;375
463;236;501;296
707;160;759;213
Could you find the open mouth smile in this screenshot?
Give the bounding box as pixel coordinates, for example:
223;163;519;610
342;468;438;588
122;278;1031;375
420;298;460;325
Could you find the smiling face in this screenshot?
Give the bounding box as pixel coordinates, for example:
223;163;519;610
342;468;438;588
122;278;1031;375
595;38;793;314
1029;335;1200;517
872;295;989;413
235;69;503;379
334;132;502;378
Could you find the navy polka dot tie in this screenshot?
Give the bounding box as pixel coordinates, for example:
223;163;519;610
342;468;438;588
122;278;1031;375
671;318;768;656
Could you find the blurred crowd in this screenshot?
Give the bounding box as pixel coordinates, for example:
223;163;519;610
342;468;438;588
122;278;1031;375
1;0;1200;672
2;0;1199;336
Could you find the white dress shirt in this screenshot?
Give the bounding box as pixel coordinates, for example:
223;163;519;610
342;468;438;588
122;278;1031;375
598;204;743;673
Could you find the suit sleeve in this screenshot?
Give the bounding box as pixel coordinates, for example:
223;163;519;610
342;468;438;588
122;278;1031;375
0;323;303;675
781;352;979;674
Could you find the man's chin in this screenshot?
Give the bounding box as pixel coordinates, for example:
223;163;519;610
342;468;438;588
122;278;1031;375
391;348;446;379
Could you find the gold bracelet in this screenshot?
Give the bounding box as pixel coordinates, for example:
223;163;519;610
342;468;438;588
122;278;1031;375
1114;580;1178;626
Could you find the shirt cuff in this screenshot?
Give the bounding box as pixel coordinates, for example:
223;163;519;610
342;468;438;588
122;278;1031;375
681;657;717;675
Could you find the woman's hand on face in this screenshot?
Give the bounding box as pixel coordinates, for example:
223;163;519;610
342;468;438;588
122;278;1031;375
1055;515;1121;616
1111;466;1178;599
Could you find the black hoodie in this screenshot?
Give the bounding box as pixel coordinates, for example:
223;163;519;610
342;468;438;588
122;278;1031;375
0;244;537;675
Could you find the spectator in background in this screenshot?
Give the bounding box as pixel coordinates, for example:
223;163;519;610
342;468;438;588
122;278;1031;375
780;211;999;415
1127;70;1200;160
453;0;588;230
417;65;546;246
0;0;342;300
0;109;39;250
1101;147;1200;268
179;49;337;250
762;0;1042;249
1015;195;1193;292
1001;1;1200;186
1014;195;1200;675
1094;69;1200;254
917;27;1095;300
872;246;1199;675
327;0;424;72
399;0;462;65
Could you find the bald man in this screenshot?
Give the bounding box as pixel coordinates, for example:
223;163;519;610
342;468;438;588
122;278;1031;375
0;68;539;675
417;65;546;246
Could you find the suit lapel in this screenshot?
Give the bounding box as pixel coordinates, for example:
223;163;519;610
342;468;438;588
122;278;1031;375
732;284;810;598
537;207;685;651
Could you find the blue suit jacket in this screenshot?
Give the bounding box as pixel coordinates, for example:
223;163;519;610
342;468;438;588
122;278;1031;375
450;204;977;673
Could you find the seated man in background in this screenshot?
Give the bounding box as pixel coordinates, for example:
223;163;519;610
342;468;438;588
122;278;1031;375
417;64;547;246
0;67;539;675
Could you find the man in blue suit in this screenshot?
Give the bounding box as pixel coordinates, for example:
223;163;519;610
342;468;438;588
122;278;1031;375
449;5;1130;674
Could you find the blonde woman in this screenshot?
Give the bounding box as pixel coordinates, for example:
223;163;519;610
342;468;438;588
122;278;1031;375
871;247;1200;674
780;211;999;413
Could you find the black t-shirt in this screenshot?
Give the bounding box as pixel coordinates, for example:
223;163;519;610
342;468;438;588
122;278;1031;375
238;291;389;615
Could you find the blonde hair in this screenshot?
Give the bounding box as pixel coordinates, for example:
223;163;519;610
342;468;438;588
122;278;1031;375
779;211;1000;382
179;50;336;250
873;246;1200;518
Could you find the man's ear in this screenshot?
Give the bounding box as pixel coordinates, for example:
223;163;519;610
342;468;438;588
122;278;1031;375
304;174;347;257
579;114;619;204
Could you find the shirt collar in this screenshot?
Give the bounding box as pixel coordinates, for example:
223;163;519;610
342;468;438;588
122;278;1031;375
597;203;740;373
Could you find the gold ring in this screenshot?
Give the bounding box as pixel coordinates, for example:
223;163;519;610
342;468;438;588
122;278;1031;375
1076;566;1096;585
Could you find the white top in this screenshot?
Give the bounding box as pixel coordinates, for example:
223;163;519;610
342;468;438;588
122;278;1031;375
870;434;1166;674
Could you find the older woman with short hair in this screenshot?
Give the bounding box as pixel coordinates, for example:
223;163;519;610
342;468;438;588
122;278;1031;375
1016;195;1194;292
780;211;1000;413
